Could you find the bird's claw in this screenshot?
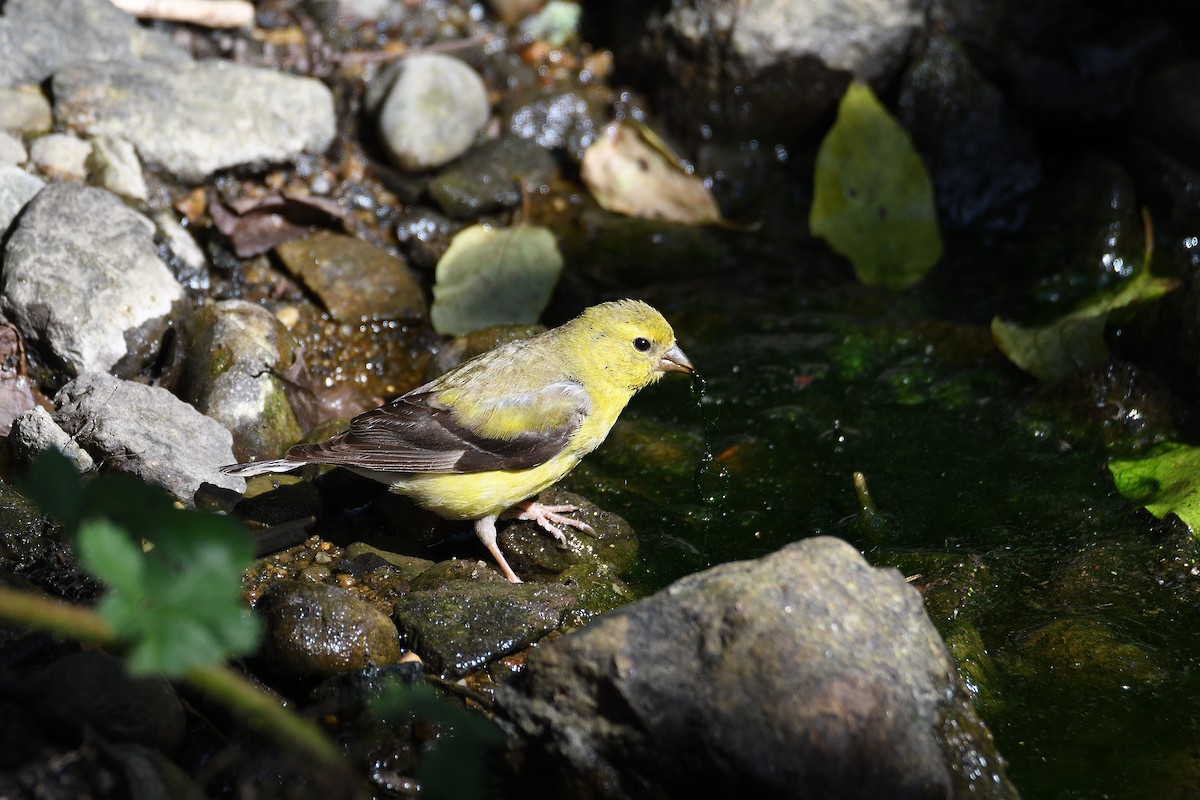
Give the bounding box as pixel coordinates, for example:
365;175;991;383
504;501;595;545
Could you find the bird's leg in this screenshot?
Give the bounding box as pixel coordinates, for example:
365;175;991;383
474;515;522;583
501;501;595;545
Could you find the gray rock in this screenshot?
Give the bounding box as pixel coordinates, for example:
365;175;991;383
0;131;26;166
0;0;187;88
496;536;1016;799
88;135;148;200
370;54;490;171
612;0;923;141
52;372;244;504
8;406;97;472
151;210;208;274
1;183;184;376
0;164;43;236
0;87;52;134
28;133;91;180
54;59;336;182
258;580;403;678
178;300;305;462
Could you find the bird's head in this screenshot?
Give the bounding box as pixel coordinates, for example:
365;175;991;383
574;299;694;394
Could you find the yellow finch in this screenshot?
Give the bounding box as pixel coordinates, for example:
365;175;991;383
222;300;694;582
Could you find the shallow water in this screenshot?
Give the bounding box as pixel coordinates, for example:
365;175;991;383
562;233;1200;799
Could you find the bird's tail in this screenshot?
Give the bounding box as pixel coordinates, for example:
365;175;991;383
220;458;307;477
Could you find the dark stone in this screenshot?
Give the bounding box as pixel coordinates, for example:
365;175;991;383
257;579;402;678
392;581;574;677
29;651;186;752
496;536;1016;799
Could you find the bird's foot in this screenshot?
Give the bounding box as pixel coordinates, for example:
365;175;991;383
502;501;595;545
474;515;522;583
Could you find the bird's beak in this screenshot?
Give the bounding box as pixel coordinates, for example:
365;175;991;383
659;343;695;374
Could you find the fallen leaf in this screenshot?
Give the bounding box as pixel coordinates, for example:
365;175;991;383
992;270;1177;381
212;190;351;258
580;121;720;225
1110;443;1200;536
810;81;942;290
430;224;563;336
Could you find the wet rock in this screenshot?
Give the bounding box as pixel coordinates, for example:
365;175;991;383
52;372;244;504
87;136;147;201
29;651;186;752
8;406;97;473
428;136;559;219
258;579;403;678
179;300;305;462
898;34;1041;229
100;743;207;800
53;59;336;182
1025;155;1143;307
1005;617;1166;691
1027;360;1178;452
1;183;184;377
881;550;1002;624
1043;537;1166;620
392;581;575;677
394;208;456;270
496;536;1015;799
234;475;322;529
342;543;436;581
0;131;25;166
274;231;428;322
28;133;91;180
0;0;187;88
942;620;1001;717
598;0;922;143
0;164;43;235
1136;61;1200;172
503;85;607;162
151;210;209;288
0;480;57;571
0;86;52;133
497;488;639;577
368;54;490;172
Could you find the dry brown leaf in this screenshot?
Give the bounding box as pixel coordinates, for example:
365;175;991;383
580;121;721;225
211;190;351;258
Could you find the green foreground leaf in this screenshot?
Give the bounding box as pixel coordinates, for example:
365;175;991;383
1110;443;1200;535
431;223;563;336
26;450;262;677
810;81;942;290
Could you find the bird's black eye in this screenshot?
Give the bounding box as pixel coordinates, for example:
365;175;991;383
633;337;652;352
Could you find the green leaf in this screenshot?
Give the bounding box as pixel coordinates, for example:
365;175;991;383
430;224;563;336
73;502;261;678
1110;443;1200;535
810;81;942;290
992;271;1178;381
77;518;147;597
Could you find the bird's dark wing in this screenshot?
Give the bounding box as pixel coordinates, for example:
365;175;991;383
286;379;591;473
